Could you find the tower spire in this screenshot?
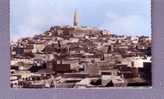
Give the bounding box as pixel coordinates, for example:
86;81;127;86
73;9;80;27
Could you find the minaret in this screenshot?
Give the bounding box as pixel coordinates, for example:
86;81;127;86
73;9;80;27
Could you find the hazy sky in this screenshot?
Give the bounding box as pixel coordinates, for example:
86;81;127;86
10;0;151;41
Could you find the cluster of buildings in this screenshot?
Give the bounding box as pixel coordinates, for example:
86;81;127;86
10;10;152;88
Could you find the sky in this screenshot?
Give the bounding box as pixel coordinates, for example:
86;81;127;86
10;0;151;41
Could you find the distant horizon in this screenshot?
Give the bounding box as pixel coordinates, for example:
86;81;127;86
10;0;151;41
10;24;151;42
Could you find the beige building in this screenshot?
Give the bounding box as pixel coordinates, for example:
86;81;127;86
32;43;45;53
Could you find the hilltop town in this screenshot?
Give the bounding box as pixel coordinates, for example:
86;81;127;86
10;10;152;88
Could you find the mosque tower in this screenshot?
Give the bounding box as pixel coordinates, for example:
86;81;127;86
73;9;80;27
